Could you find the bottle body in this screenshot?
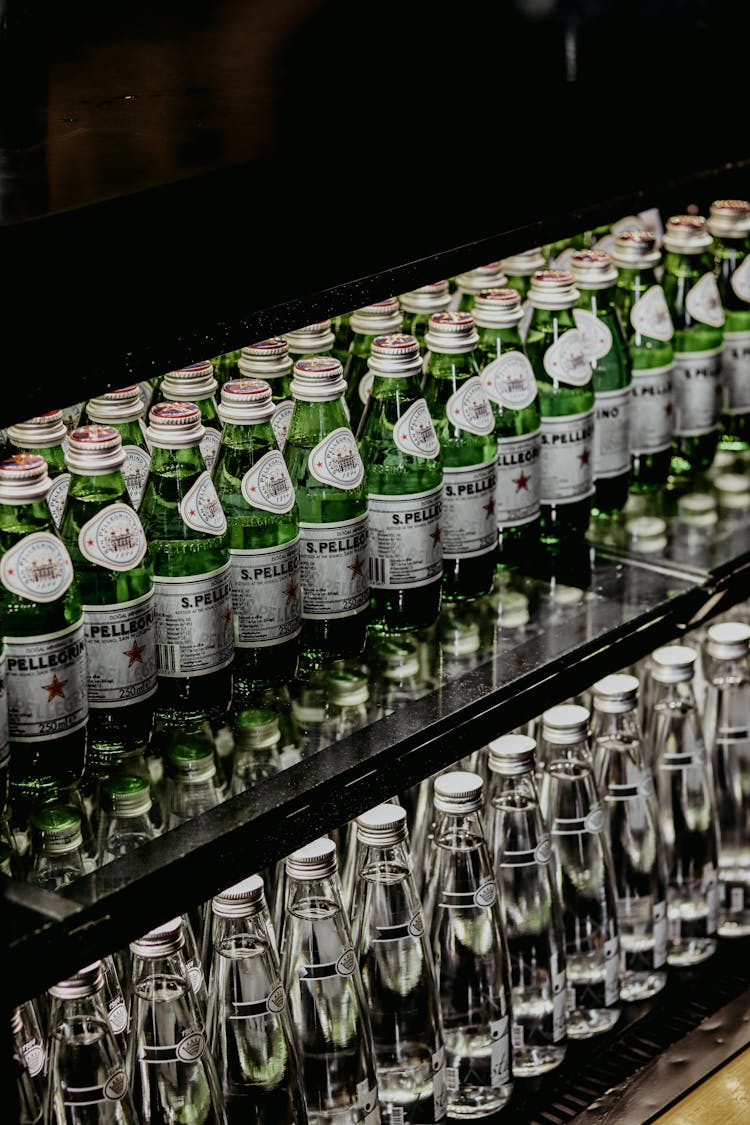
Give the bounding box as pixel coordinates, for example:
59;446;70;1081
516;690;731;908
713;233;750;452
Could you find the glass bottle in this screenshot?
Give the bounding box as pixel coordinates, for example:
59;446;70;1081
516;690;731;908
486;735;567;1078
350;803;446;1125
500;249;546;303
571;249;632;515
138;402;233;729
422;311;497;602
426;772;513;1120
11;1001;45;1124
281;836;381;1125
97;774;156;864
612;230;675;494
230;708;283;794
284;357;370;661
646;644;720;966
590;674;668;1001
451;263;507;313
159;362;224;476
238;338;296;452
85;386;152;510
343;299;403;436
7;411;71;528
537;704;593;813
211;348;243;387
213;378;301;693
525;270;595;550
662;214;724;479
284;321;336;365
164;733;221;830
473;287;542;566
398;281;451;353
29;804;87;890
357;333;443;633
708;198;750;453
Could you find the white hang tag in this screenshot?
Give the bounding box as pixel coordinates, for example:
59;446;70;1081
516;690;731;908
686;272;725;328
358;371;374;406
630;285;674;341
731;255;750;303
552;246;576;270
445;376;495;435
392;399;440;459
638;207;664;244
241;450;296;514
271;401;294;449
0;531;74;603
483;350;537;409
308;427;364;489
592;233;618;256
573;308;613;361
543;329;591;386
78;503;148;571
179;472;227;535
611;214;642;236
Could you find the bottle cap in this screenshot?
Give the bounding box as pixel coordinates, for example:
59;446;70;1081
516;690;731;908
101;774;152;818
7;410;68;448
714;473;750;510
705;621;750;660
235;709;281;750
31;806;83;855
327;669;369;707
284;321;337;355
424;310;479;352
289;355;347;401
455;262;508;294
591;673;639;713
48;961;104;1000
500;248;546;275
368;333;423;377
487;734;536;776
146;401;205;448
161;360;218;402
130;916;185;958
86;386;144;424
611;229;661;267
286;836;337;880
527;269;580;310
433;770;484;814
541;703;590;744
662;214;712;253
65;424;126;474
166;740;217;783
494;589;531;629
356;802;407;846
238;338;293;380
570;249;618;288
212;873;266;917
471;287;524;327
348;298;403;337
626;515;668;553
218;378;275;425
376;637;420;681
399;280;451;315
678;491;718;528
707;199;750;238
650;644;696;683
440;618;480;657
0;453;51;503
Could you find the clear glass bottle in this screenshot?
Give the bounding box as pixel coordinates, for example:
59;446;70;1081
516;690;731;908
97;774;156;864
7;410;71;528
398;282;451;353
708;199;750;453
452;264;507;313
230;708;283;794
343;299;403;436
11;1000;45;1124
537;704;593;813
159;362;224;476
164;733;221;831
85;386;152;510
238;338;296;452
29;803;87;889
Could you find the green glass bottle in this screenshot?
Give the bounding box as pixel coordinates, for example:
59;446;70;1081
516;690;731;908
85;385;152;510
500;249;546;302
571;249;632;515
662;214;725;479
0;454;87;798
284;320;336;363
525;270;595;548
138;402;233;728
159;360;224;475
473;288;541;565
708;198;750;453
357;333;443;632
545;233;586;270
213;378;301;694
343;298;403;434
423;310;497;600
452;262;507;313
210;347;242;385
7;411;71;528
331;310;354;366
612;230;675;494
238;336;295;450
399;280;451;352
284;356;369;659
59;425;156;767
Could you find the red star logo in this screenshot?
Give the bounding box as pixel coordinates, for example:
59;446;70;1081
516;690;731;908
284;579;299;602
665;402;673;415
401;433;408;440
189;508;196;516
87;538;94;546
348;555;365;579
42;674;66;701
578;448;590;465
123;640;144;666
316;460;323;467
430;525;442;545
6;568;13;575
250;485;257;491
484;496;495;517
513;471;530;492
223;607;232;627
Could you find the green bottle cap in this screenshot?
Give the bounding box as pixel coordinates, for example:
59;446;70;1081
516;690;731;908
0;452;50;502
86;385;144;424
528;269;579;310
101;774;152;817
290;355;347;401
500;248;545;276
472;287;523;327
570;249;618;289
349;298;402;337
166;739;217;782
399;280;451;315
662;214;712;253
327;669;369;706
239;338;293;379
65;424;126;474
218;378;275;424
424;309;479;352
161;360;218;402
455;262;507;294
368;333;422;376
31;805;83;854
707;199;750;238
147;401;205;448
284;321;336;354
611;229;661;267
7;410;68;448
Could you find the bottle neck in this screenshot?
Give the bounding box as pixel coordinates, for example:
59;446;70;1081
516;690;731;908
148;444;206;476
218;420;277;450
66;469;130;503
0;497;56;537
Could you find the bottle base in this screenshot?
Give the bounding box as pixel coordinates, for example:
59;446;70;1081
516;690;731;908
620;969;668;1002
667;938;717;966
447;1083;513;1119
567;1006;621;1039
512;1044;566;1077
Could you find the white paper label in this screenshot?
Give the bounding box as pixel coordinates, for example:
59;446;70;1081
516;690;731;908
199;426;222;473
573;308;614;362
355;1078;378;1115
108;999;128;1036
594;387;631;477
84;591;157;707
592;233;618;256
705;868;719;934
630;365;675;453
543;329;591;386
230;538;302;645
442;459;498;559
445;377;495;435
445;1066;460;1091
308;427;365;489
433;1045;447;1120
298;514;369;619
673;348;722;436
722;331;750;413
653;900;667;968
367;486;442;589
4;620;87;741
64;1068;128;1106
45;472;70;528
121;445;151;509
611;214;642;236
152;563;233;677
552;247;576;270
78;503;148;572
630;286;674;342
490;1015;511;1087
540;409;595;504
241;450;296;514
686;273;725;328
21;1039;45;1078
551;953;567;1042
604;937;620;1006
271;401;294;449
731;255;750;302
0;531;74;603
638;207;664;244
358;371;374;406
495;429;541;528
482;350;538;409
179;472;227;536
392;399;440;459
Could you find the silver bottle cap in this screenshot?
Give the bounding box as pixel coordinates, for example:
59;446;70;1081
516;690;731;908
433;770;484;814
0;453;51;503
611;230;661;267
707;199;750;238
327;670;369;707
286;836;337;880
705;621;750;661
31;806;83;855
570;249;618;288
678;491;717;527
101;775;152;817
591;673;639;713
65;424;126;474
218;378;275;424
471;287;523;327
130;916;185;958
455;262;508;294
714;473;750;510
487;734;536;776
399;280;451;314
86;385;144;424
541;703;590;744
626;515;668;552
212;873;266;917
424;310;479;352
527;269;580;310
368;333;423;376
501;248;546;276
161;360;218;402
146;401;205;448
356;803;407;847
662;214;712;253
7;410;68;448
289;355;347;401
49;961;104;1000
166;740;217;783
238;338;293;380
349;298;403;337
284;321;337;355
650;644;696;683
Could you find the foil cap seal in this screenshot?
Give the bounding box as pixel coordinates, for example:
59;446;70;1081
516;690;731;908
349;298;403;337
433;770;484;814
7;410;68;449
424;310;479;352
286;836;337;880
472;287;523;327
542;703;590;744
705;621;750;661
49;961;104;1000
146;401;205;448
0;453;51;503
456;262;508;293
488;734;536;776
86;386;144;424
399;280;452;314
571;249;618;288
611;230;661;267
528;269;580;310
130;916;184;958
239;338;293;380
651;644;697;683
218;378;275;424
501;248;546;275
592;673;639;713
290;355;347;401
31;806;83;855
662;214;712;253
161;360;218;402
101;775;152;817
284;321;336;355
708;199;750;238
356;803;407;847
368;333;423;376
212;873;266;917
65;424;126;474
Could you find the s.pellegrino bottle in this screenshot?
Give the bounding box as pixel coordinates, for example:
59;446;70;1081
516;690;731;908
138;402;233;729
7;410;71;528
213;379;301;693
399;281;451;354
11;1000;45;1125
284;321;336;364
343;299;403;436
708;198;750;453
281;836;381;1125
611;230;675;494
85;386;152;510
350;803;446;1125
451;263;507;313
500;249;546;303
238;338;295;452
357;333;443;633
662;214;725;479
284;357;369;660
422;311;497;601
159;362;224;476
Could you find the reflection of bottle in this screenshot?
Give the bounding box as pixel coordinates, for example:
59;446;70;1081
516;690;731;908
708;199;750;453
